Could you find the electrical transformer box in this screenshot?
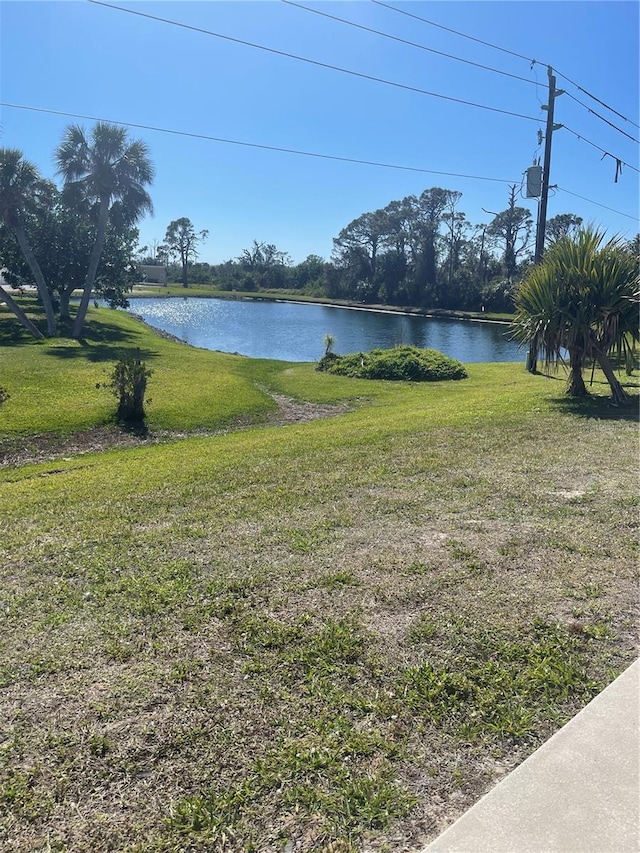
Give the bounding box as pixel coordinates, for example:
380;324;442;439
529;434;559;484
526;165;543;198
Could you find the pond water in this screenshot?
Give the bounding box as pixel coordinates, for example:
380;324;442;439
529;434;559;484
125;296;523;364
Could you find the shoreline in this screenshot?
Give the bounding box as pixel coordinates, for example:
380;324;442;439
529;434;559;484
129;286;513;327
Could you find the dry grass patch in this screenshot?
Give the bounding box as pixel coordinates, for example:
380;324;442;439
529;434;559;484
1;362;638;852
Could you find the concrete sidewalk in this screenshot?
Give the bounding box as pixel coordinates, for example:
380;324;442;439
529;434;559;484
424;658;639;853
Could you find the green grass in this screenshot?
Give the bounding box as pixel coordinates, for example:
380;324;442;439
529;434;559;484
0;301;539;438
0;303;281;435
401;618;599;738
0;304;638;852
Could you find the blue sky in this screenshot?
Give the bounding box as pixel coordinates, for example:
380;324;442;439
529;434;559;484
1;0;638;264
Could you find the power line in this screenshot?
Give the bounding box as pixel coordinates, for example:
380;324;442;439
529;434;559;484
6;101;635;223
86;0;639;190
372;0;640;130
286;0;639;148
555;186;639;221
563;125;639;174
282;0;538;88
564;92;639;144
85;0;541;123
0;101;518;184
366;0;640;185
554;69;640;130
371;0;535;63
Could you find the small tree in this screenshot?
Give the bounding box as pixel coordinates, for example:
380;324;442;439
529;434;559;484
323;333;335;356
238;240;291;289
105;349;152;424
1;186;141;324
163;218;208;287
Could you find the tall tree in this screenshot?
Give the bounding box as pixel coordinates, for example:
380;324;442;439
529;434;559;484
0;148;56;337
441;191;469;305
408;188;453;306
163;218;208;288
56;122;153;337
512;227;639;403
468;224;493;291
376;199;411;304
486;185;533;281
332;210;388;301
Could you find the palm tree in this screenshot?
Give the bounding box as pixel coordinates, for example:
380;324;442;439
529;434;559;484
586;237;639;402
0;148;56;337
512;227;639;404
56;123;154;338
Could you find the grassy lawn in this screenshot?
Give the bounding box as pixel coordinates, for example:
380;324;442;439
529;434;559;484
0;302;285;437
0;305;638;852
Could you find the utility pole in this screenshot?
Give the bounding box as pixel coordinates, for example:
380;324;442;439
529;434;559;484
534;66;563;263
527;67;563;373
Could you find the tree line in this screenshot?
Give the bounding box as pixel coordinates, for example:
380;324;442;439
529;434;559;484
2;121;636;344
147;188;588;315
327;185;544;312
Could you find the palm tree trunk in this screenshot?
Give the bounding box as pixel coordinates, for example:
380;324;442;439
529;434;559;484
72;195;110;338
13;226;56;336
565;347;588;396
594;347;629;405
0;284;44;339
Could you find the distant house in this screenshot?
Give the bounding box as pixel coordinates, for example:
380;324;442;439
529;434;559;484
140;265;168;285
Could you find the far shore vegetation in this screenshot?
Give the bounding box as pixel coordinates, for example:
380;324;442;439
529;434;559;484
5;128;637;342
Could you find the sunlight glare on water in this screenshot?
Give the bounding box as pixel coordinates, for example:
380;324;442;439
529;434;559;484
124;297;523;363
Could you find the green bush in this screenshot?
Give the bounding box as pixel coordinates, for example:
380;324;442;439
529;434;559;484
317;345;468;382
106;349;153;424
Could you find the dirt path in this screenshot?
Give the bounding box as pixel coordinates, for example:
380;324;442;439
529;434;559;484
0;391;351;469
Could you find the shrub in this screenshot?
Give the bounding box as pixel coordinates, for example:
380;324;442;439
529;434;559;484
0;386;9;405
316;351;340;372
103;349;153;424
317;345;467;382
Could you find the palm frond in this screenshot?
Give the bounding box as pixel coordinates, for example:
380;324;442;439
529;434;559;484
0;148;45;226
54;122;154;225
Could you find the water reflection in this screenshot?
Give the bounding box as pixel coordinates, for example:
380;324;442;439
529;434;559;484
125;297;522;364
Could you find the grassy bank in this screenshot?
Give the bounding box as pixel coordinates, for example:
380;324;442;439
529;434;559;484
0;305;286;436
0;307;638;852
